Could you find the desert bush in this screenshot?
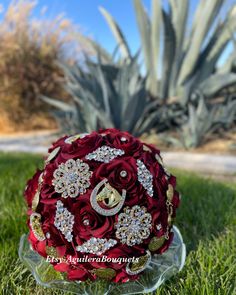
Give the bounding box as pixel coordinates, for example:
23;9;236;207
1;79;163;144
0;0;86;130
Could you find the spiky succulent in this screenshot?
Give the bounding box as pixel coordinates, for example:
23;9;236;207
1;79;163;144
42;0;236;148
100;0;236;103
42;56;160;136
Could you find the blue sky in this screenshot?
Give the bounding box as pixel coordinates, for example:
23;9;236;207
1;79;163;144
0;0;234;63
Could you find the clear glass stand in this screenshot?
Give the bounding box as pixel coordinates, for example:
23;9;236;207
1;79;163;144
19;226;186;295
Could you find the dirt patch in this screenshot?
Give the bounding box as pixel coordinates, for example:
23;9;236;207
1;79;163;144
141;130;236;155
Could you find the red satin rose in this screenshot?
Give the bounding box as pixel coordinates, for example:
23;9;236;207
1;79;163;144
72;194;114;242
25;128;180;283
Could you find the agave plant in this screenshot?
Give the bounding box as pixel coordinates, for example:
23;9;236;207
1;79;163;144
42;55;160;136
162;95;236;148
100;0;236;103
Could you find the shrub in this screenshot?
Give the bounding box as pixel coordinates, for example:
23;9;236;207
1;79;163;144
0;0;85;131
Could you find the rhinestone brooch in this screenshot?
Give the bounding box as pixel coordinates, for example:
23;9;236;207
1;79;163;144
115;205;152;246
85;145;124;163
76;237;117;256
136;159;154;197
54;200;74;242
90;179;126;216
52;158;92;198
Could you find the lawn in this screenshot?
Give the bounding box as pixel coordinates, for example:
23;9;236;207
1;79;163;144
0;152;235;295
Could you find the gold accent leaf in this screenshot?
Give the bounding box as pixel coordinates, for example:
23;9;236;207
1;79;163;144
31;190;40;211
130;254;149;272
92;268;116;280
143;145;152;152
148;236;166;252
167;184;174;202
45;146;61;163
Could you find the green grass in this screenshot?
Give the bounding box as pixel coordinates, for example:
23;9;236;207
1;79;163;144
0;152;235;295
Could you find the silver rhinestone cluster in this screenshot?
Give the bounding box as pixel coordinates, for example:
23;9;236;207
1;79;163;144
52;159;92;198
76;237;117;256
85;145;124;163
137;159;154;197
54;201;74;242
115;205;152;246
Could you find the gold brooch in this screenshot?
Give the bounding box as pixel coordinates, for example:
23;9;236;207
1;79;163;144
90;179;126;216
30;213;45;241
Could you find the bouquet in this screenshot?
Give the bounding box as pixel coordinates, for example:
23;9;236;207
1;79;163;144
23;129;183;289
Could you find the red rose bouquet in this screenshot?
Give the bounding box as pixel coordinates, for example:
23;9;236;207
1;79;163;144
24;129;181;284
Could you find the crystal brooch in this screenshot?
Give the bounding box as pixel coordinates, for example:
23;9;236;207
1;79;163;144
54;200;74;242
76;237;117;256
137;159;154;197
85;145;124;163
52;158;92;198
115;205;152;246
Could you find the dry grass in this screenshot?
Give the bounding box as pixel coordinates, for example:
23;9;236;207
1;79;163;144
0;0;88;132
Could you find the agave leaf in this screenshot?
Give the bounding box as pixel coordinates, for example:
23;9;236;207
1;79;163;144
40;96;74;112
198;73;236;98
133;0;151;71
99;7;131;59
74;33;112;63
217;50;236;74
150;0;162;95
123;83;147;132
133;108;159;135
178;0;225;86
160;9;176;100
96;59;111;118
133;0;158;97
168;0;188;96
195;7;236;85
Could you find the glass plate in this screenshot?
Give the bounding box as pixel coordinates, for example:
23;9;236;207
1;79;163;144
19;226;186;295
